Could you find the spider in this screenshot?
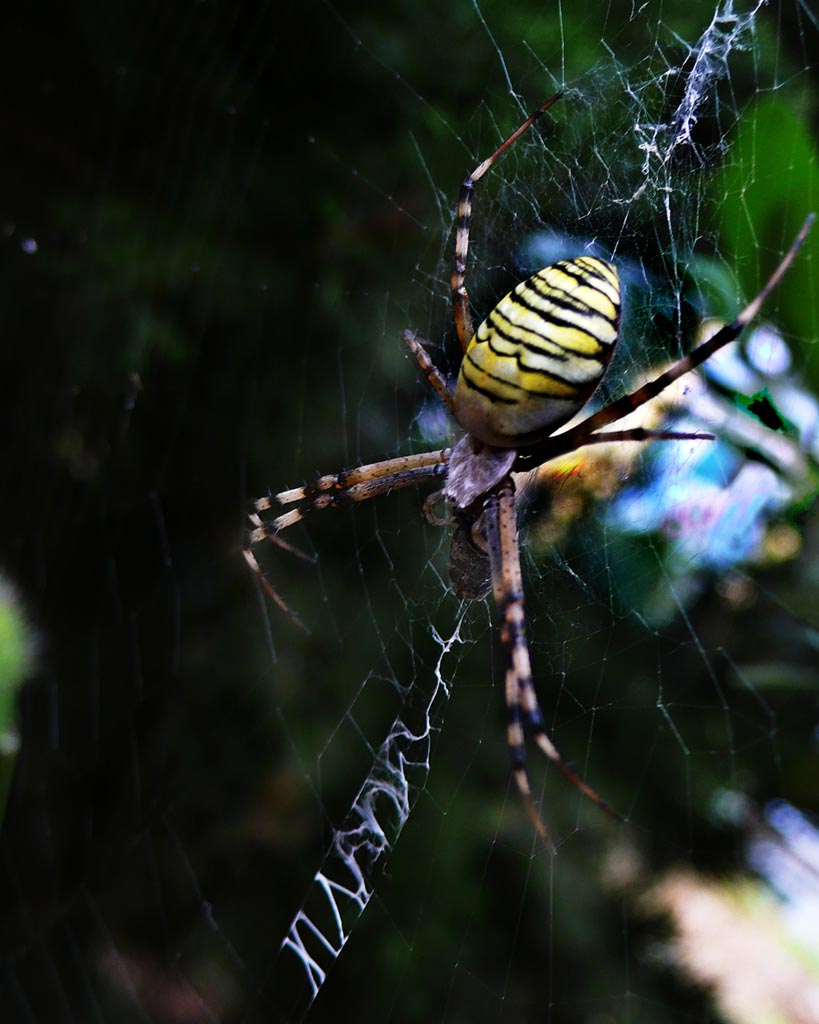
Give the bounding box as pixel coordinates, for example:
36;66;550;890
245;92;813;847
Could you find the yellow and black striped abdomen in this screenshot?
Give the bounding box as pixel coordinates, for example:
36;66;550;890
453;256;620;447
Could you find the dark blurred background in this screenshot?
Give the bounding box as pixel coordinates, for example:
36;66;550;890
2;1;819;1022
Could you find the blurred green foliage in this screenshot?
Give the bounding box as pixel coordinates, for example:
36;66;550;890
0;583;33;822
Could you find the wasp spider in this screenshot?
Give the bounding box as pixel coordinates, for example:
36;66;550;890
245;93;813;846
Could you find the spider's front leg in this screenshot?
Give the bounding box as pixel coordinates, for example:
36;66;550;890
483;476;621;848
246;324;458;624
245;450;450;627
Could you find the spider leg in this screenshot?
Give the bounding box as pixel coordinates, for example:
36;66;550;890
544;214;815;461
451;92;563;352
402;329;455;413
422;489;454;526
243;540;308;630
484;476;621;848
580;427;715;445
245;449;450;626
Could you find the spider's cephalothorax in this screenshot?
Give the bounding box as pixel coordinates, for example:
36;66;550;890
245;91;813;847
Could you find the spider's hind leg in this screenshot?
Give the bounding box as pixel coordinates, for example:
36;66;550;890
402;329;455;414
449;92;564;353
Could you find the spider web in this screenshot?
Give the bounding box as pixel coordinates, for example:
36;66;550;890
3;2;819;1023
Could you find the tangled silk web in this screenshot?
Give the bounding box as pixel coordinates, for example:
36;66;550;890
268;3;819;1015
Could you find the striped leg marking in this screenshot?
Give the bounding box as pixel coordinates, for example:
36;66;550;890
245;449;450;626
450;93;564;353
402;329;455;414
485;476;620;848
